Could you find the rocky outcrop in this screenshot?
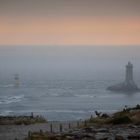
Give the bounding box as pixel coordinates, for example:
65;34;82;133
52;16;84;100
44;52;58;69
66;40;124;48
107;81;139;92
26;125;140;140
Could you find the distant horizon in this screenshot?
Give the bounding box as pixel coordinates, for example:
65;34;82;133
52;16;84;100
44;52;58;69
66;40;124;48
0;44;140;47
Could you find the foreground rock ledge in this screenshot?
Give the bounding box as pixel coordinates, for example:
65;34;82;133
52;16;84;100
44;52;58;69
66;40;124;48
25;124;140;140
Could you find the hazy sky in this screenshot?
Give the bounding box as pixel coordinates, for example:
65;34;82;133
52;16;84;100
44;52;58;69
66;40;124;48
0;0;140;45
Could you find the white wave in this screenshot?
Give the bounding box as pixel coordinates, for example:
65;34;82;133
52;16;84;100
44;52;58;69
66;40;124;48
0;110;13;116
75;94;96;98
2;84;15;88
0;95;24;104
45;109;89;114
45;92;76;97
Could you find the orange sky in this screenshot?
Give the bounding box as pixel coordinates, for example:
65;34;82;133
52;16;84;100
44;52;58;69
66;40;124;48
0;17;140;45
0;0;140;46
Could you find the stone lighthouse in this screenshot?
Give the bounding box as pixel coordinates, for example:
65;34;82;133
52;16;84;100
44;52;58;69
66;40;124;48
125;62;133;83
107;62;139;92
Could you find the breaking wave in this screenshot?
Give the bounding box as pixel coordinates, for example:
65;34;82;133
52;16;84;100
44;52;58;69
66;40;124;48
0;95;24;104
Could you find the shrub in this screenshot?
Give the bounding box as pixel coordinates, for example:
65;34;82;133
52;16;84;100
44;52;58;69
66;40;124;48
135;104;140;109
111;115;132;125
101;113;110;118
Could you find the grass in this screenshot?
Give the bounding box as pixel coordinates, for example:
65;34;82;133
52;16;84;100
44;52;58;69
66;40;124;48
111;115;132;125
15;116;47;125
0;115;47;125
88;105;140;125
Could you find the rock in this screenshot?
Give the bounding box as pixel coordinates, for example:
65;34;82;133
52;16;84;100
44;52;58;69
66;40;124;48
98;128;109;133
128;125;137;129
83;127;97;133
95;133;110;140
99;138;108;140
128;135;140;140
81;137;95;140
115;135;125;140
65;135;74;140
83;133;95;138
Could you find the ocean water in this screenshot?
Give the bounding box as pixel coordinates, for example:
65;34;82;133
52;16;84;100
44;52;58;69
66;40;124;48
0;45;140;121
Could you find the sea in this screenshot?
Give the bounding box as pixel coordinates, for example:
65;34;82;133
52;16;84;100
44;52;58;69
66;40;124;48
0;45;140;121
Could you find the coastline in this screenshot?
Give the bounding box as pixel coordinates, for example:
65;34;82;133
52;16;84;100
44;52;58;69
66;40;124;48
0;105;140;140
0;121;140;140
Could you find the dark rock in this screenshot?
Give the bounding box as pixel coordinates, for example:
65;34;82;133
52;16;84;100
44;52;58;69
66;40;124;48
65;135;74;140
128;135;140;140
84;127;97;133
101;113;110;118
128;125;137;129
115;135;125;140
98;128;109;133
99;138;108;140
95;133;110;140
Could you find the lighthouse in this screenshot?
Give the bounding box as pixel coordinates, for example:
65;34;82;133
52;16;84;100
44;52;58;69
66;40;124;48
107;62;139;92
125;62;133;83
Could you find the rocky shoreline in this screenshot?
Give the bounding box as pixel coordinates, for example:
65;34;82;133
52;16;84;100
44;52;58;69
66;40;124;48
25;105;140;140
26;124;140;140
1;105;140;140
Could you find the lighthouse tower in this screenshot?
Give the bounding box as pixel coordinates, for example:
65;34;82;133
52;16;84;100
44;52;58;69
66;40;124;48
107;62;139;92
125;62;133;83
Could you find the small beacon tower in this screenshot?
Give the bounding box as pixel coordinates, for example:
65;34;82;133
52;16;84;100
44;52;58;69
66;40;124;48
14;74;20;87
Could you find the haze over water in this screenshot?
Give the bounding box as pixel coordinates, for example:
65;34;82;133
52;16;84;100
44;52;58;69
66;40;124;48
0;45;140;121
